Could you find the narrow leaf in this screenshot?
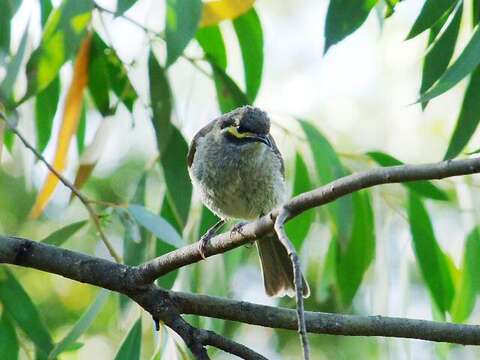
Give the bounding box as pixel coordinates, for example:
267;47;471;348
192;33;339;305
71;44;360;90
444;66;480;159
420;3;462;108
88;34;111;116
0;0;21;57
165;0;202;66
0;269;53;356
30;34;92;219
41;220;87;246
72;117;116;192
200;0;255;27
40;0;53;27
196;25;227;70
324;0;378;53
114;318;142;360
285;153;314;249
160;127;192;229
211;62;249;113
418;25;480;103
407;0;457;39
25;0;93;98
366;151;448;200
0;312;18;360
149;52;173;153
451;227;480;322
0;24;29;104
336;191;375;306
48;290;109;359
299;120;353;248
233;8;263;102
408;193;455;313
129;204;184;248
35;77;60;152
116;0;137;15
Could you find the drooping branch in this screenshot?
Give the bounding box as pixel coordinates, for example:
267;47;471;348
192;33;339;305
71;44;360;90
2;235;480;346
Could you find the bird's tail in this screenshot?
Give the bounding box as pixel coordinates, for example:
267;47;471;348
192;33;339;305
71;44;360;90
256;234;310;298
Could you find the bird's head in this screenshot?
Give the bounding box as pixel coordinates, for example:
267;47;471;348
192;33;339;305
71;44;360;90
218;106;272;148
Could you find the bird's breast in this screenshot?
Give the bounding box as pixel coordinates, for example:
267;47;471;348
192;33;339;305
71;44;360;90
189;137;286;220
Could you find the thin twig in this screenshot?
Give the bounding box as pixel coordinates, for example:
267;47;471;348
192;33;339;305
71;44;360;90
274;208;309;360
0;113;121;262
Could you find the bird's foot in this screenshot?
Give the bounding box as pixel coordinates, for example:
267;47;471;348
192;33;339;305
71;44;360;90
197;219;225;260
198;230;214;260
230;221;247;241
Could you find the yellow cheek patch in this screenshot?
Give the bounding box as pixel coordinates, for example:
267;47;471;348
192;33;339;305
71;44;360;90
227;126;255;139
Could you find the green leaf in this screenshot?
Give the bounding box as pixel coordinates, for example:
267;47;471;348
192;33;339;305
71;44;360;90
165;0;202;66
0;312;18;360
149;51;173;153
40;0;53;27
116;0;137;15
366;151;449;200
324;0;378;53
0;0;21;57
444;66;480;159
129;204;184;248
0;24;29;105
35;77;60;152
160;127;192;229
196;25;227;70
41;220;87;246
25;0;93;98
198;205;219;238
0;269;53;357
285;153;314;249
48;290;109;359
114;318;142;360
88;34;111;116
104;46;136;113
336;191;375;306
211;62;250;113
407;0;457;39
233;9;263;102
76;99;87;153
299;120;353;248
474;0;480;25
418;24;480;103
408;193;455;313
420;3;462;109
451;227;480;322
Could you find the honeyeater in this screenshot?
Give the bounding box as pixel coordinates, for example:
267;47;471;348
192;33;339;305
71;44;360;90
187;105;309;297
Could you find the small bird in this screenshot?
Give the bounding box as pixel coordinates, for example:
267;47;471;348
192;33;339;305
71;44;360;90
187;105;309;297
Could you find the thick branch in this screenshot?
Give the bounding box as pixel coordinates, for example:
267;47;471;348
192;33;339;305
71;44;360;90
138;156;480;282
2;236;480;345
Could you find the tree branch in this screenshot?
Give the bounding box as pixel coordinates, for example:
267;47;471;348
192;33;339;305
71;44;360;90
138;156;480;282
2;235;480;346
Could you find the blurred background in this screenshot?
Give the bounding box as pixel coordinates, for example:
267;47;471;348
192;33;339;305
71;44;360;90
1;0;480;359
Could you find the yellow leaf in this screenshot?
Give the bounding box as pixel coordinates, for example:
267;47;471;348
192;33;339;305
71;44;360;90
30;33;92;219
200;0;255;27
70;118;115;199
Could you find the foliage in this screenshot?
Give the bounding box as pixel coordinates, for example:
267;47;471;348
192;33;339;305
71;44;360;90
0;0;480;358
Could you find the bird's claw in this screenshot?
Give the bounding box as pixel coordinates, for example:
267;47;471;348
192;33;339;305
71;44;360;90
198;229;215;260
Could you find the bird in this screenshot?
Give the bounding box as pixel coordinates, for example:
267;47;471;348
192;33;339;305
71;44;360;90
187;105;309;297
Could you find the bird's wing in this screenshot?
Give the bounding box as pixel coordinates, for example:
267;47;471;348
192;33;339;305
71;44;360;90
268;134;285;178
187;119;216;168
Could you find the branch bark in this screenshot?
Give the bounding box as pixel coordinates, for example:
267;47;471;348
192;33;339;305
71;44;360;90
2;235;480;346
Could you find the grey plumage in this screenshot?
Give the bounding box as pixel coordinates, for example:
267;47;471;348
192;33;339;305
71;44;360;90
188;106;309;297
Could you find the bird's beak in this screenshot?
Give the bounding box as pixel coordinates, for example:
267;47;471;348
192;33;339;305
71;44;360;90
249;134;272;148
